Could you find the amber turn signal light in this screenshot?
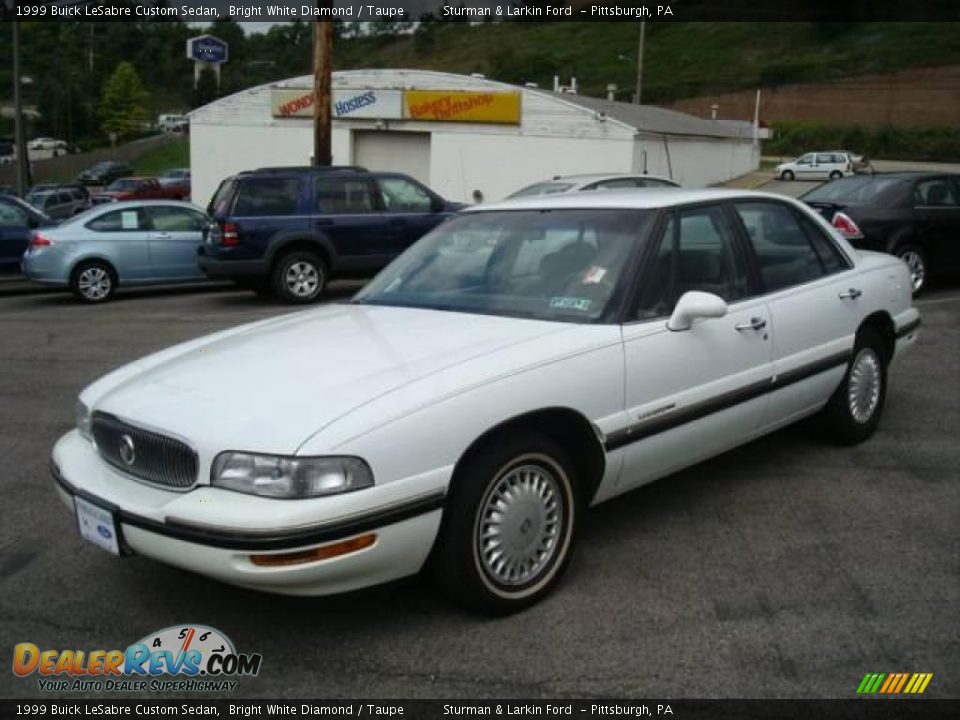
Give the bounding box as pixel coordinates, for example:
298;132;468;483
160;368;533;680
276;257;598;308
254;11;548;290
250;533;376;567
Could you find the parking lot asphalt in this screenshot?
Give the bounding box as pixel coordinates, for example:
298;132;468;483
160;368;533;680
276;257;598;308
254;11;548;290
1;279;958;700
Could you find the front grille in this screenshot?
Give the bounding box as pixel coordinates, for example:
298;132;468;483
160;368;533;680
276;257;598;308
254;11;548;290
91;412;198;489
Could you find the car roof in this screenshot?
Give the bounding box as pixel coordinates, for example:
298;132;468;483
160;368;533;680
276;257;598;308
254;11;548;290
556;173;676;184
472;187;796;213
84;199;206;212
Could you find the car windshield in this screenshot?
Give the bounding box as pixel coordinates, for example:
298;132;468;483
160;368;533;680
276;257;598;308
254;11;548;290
508;182;575;199
354;209;650;323
107;179;137;191
25;193;48;206
802;176;908;203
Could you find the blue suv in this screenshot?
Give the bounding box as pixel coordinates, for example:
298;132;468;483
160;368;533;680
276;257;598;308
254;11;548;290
198;167;464;303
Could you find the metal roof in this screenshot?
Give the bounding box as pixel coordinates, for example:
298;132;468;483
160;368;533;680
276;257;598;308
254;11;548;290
538;91;755;140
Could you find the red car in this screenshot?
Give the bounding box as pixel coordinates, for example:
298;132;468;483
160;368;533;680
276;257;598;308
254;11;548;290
92;176;188;205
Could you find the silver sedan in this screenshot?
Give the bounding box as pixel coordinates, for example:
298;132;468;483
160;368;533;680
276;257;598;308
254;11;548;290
21;200;210;303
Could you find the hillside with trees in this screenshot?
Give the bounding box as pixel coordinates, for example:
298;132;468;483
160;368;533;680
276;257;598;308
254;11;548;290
1;20;957;149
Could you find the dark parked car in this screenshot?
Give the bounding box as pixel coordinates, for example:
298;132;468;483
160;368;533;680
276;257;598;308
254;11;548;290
25;186;90;219
198;166;465;303
0;194;55;273
157;168;191;198
92;176;187;204
77;161;134;187
801;172;960;293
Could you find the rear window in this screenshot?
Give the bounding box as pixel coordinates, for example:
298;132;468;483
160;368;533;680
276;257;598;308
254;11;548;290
802;177;907;204
234;177;301;216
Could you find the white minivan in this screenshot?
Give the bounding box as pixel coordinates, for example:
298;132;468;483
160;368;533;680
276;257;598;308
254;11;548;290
775;152;853;181
158;114;189;133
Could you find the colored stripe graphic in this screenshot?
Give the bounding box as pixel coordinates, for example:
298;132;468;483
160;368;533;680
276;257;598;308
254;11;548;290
858;673;933;694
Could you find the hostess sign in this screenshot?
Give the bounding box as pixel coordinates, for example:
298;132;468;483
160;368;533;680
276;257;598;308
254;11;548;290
271;88;521;124
273;89;404;120
186;35;228;64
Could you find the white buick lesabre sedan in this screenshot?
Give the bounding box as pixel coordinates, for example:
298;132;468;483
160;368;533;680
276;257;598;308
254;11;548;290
52;189;921;612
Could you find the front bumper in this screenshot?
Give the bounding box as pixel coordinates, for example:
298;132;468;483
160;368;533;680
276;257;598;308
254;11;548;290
51;431;444;596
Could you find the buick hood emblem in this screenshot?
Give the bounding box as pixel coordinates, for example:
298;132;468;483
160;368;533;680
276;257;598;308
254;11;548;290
119;434;136;466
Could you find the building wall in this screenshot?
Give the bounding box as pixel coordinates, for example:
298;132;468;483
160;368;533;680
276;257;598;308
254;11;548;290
635;134;758;188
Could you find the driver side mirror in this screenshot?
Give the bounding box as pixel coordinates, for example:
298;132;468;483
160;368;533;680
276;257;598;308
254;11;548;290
667;291;728;332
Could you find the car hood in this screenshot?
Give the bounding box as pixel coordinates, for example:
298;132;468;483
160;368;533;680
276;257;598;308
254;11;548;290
87;304;570;455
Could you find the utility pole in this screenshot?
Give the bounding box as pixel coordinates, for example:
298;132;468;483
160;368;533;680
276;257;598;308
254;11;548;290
312;13;333;167
12;19;30;195
634;21;645;105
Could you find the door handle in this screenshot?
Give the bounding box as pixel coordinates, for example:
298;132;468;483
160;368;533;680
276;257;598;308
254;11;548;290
735;317;767;332
838;288;862;300
153;232;171;239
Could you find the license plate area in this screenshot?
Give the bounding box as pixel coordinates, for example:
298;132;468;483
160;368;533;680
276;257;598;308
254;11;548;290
74;496;121;556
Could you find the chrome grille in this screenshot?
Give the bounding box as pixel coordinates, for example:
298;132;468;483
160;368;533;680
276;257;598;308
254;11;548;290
91;412;197;489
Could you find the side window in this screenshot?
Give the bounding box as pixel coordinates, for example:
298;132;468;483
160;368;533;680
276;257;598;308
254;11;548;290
314;177;374;214
914;178;958;207
149;207;206;232
233;178;301;216
816;154;834;165
592;178;640;190
797;154;813;165
734;201;826;292
796;212;850;274
378;177;433;213
641;179;673;188
634;205;748;319
0;201;28;227
87;208;145;232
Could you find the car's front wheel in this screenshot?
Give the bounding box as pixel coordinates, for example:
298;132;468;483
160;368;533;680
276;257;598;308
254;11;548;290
780;170;795;181
818;327;888;445
434;433;580;614
70;261;116;303
271;251;327;304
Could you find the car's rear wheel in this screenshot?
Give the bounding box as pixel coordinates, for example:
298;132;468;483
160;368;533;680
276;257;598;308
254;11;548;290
895;244;928;294
271;251;327;304
818;327;888;446
433;433;580;614
780;170;795;181
829;170;843;180
70;261;116;303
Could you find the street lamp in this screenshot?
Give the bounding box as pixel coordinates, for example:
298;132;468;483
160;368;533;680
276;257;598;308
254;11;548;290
4;0;31;194
617;22;646;105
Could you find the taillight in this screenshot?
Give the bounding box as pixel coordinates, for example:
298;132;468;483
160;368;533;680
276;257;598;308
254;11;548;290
30;232;53;248
831;212;862;239
221;222;239;247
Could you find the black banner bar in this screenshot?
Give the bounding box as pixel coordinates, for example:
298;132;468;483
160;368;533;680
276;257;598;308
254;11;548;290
2;1;959;23
1;700;959;720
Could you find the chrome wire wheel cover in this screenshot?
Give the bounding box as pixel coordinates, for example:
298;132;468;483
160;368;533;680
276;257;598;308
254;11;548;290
78;267;112;300
848;348;882;424
475;463;565;587
899;250;925;292
284;261;321;298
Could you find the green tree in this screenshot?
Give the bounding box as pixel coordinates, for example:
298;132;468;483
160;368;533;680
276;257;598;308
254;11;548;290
192;66;219;109
98;61;148;140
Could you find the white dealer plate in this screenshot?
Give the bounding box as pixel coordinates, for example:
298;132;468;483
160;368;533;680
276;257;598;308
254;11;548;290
74;496;120;555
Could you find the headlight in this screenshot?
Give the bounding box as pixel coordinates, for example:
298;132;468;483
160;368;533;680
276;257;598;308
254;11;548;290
211;452;374;499
75;400;92;440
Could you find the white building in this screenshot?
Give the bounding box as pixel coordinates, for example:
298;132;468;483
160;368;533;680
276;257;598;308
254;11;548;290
189;69;760;207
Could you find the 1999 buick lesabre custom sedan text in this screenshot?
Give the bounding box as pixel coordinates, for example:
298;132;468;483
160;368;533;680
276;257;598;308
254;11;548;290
51;189;920;612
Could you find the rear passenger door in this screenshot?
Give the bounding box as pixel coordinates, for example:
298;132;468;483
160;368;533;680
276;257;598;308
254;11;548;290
614;204;773;496
146;205;208;279
731;200;860;426
311;175;389;271
85;208;152;280
913;176;960;269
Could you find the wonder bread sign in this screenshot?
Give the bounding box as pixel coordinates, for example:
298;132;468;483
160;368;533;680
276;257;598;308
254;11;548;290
271;87;521;125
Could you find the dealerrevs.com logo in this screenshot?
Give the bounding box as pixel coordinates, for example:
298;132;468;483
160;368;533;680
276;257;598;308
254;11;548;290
13;624;262;693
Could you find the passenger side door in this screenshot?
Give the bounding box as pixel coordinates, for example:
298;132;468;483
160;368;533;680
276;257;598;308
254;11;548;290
0;200;33;270
146;205;208;280
311;175;388;271
85;208;153;280
913;176;960;269
731;200;860;427
794;154;816;179
375;176;445;256
611;204;773;497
